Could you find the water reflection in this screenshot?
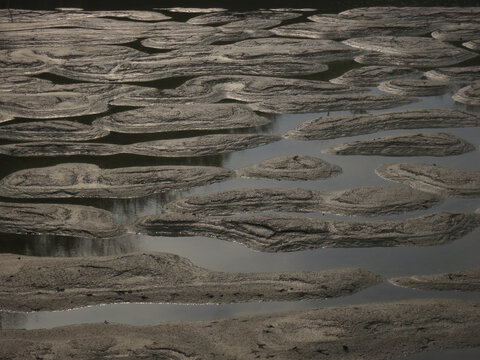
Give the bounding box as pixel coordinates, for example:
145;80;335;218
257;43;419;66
2;283;480;330
391;347;480;360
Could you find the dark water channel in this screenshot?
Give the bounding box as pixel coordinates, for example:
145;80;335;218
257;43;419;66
0;2;480;358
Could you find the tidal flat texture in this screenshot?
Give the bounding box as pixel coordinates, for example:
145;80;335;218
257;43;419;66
185;10;301;25
453;82;480;106
0;121;110;142
0;164;233;199
431;24;480;42
164;186;441;216
344;36;478;67
324;132;475;157
110;75;412;114
425;66;480;83
464;39;480;51
0;134;279;158
378;79;448;96
2;300;478;360
235;155;342;180
0;252;381;311
284;109;480;140
330;66;423;87
0;202;123;239
376;163;480;198
92;103;269;133
390;268;480;292
131;211;480;252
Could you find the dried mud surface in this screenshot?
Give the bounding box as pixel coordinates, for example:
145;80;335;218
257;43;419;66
324;132;475;157
284;109;480;140
0;252;382;311
376;163;480;198
0;163;234;199
131;211;480;252
235;155;342;180
390;268;480;292
0;134;280;158
164;186;441;216
0;202;123;239
92;103;269;133
1;300;479;360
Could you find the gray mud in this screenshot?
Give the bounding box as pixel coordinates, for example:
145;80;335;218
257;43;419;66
0;252;381;311
376;163;480;198
186;10;300;25
235;155;342;180
0;163;233;199
464;40;480;51
330;66;423;87
324;132;475;157
92;103;269;133
0;121;109;142
425;66;480;83
344;36;477;67
284;109;480;140
1;300;479;360
431;24;480;42
0;202;123;239
0;134;280;158
453;82;480;106
131;211;480;252
110;75;413;113
378;79;448;96
391;268;480;292
164;186;441;216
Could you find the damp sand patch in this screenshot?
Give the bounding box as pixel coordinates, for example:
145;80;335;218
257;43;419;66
323;132;475;157
131;211;480;252
376;163;480;198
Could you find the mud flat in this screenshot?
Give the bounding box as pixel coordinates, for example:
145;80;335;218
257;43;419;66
344;36;477;67
464;40;480;51
0;81;141;119
131;211;480;252
0;252;381;311
390;268;480;292
235;155;342;180
284;109;480;140
271;16;431;39
110;74;412;113
156;7;226;13
0;202;123;239
0;164;233;199
186;10;301;25
164;186;441;216
324;132;475;157
426;66;480;83
0;134;279;158
453;82;480;106
93;104;269;133
431;24;480;42
330;66;422;87
378;79;448;96
1;299;478;359
376;163;480;198
0;121;109;142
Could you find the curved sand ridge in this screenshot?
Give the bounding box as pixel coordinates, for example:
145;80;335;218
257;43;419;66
0;134;280;158
330;65;422;87
0;164;234;199
390;268;480;292
131;211;480;252
0;252;382;311
92;103;269;133
1;300;479;360
0;202;124;239
164;186;442;216
378;79;448;96
235;155;342;180
376;163;480;198
284;109;480;140
453;81;480;106
323;132;475;157
111;75;412;114
425;66;480;83
344;36;478;67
